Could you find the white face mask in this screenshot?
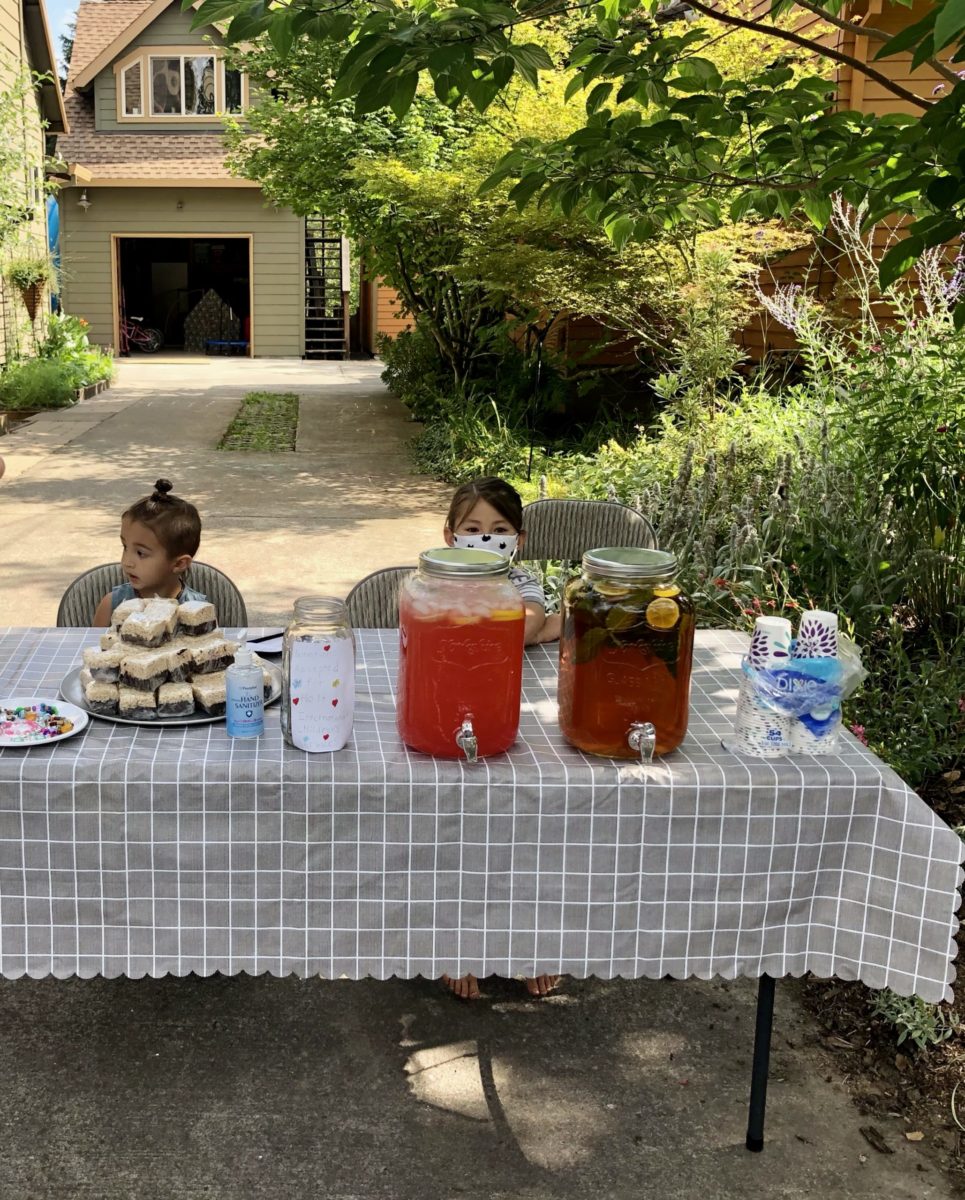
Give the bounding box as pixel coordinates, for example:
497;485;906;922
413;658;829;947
451;532;519;560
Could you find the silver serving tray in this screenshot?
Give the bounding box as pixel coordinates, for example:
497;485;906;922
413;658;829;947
59;664;282;728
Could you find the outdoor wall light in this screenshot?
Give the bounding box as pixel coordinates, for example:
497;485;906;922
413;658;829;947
77;190;91;211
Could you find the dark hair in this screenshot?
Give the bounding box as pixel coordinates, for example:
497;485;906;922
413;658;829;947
123;479;201;559
446;476;524;533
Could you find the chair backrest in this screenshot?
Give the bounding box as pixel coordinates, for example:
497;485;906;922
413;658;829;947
520;498;657;562
56;561;249;627
345;566;415;629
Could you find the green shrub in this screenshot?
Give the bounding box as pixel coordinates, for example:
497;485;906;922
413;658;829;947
849;624;965;790
869;990;959;1052
0;358;78;409
4;254;53;290
412;391;534;483
378;328;451;421
39;313;114;389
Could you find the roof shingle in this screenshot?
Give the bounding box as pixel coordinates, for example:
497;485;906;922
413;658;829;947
59;0;241;184
68;0;157;83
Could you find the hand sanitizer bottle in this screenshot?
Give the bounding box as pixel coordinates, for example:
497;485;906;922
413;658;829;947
226;637;264;739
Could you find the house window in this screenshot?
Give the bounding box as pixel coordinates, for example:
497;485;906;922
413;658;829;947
223;65;243;114
150;55;216;116
122;61;142;116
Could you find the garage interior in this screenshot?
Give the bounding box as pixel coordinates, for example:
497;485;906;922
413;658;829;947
117;236;251;355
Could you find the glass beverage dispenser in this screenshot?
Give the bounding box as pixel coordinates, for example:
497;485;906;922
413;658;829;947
397;548;525;760
558;547;694;760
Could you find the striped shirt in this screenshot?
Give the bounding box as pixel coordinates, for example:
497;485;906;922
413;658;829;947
509;566;546;607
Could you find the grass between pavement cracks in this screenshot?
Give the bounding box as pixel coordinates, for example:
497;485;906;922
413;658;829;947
218;391;299;452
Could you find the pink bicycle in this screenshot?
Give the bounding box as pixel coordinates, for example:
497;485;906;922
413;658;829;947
121;315;163;354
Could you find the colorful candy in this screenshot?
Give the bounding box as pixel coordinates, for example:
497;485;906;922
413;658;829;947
0;703;75;745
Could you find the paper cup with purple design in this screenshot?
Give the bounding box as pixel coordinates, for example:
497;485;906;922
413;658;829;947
793;610;838;660
747;616;793;670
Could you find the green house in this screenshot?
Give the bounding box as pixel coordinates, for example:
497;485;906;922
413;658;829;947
56;0;350;358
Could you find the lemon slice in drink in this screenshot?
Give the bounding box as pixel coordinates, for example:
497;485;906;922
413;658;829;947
593;581;631;598
646;597;680;630
653;584;680;598
490;609;523;621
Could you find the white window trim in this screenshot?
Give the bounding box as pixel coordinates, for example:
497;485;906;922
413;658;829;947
113;47;247;123
120;61;143;117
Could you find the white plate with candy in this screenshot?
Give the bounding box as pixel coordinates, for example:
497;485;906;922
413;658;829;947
0;698;89;747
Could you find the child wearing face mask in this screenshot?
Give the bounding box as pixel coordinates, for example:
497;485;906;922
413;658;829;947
443;477;562;1000
444;476;561;647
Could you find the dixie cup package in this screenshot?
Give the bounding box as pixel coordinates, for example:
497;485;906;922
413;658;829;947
725;610;867;758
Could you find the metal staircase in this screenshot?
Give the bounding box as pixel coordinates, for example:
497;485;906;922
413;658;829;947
304;216;349;359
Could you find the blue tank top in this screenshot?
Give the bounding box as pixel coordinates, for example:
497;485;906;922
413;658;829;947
109;582;208;613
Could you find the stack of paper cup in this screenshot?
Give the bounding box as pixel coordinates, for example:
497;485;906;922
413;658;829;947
733;616;792;757
790;610;840;754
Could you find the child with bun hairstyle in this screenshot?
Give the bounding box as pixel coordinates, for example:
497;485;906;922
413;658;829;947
91;479;207;626
443;476;561;646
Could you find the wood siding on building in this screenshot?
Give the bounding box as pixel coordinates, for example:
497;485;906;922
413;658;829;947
58;186;306;356
0;0;51;366
375;283;412;340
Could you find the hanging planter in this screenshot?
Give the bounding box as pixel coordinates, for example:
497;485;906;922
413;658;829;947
3;255;53;321
20;282;41;320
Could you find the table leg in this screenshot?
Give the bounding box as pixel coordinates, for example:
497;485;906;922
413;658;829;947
745;974;776;1152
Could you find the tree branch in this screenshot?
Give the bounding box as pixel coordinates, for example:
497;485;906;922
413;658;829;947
790;0;959;86
685;0;933;110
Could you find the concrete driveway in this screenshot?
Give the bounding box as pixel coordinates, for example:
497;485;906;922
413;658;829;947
0;359;449;625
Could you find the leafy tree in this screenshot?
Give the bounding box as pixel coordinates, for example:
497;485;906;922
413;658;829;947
225;17;807;402
194;0;965;302
59;22;75;91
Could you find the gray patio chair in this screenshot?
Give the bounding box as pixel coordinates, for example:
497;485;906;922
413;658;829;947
345;566;416;629
520;498;657;562
56;561;248;627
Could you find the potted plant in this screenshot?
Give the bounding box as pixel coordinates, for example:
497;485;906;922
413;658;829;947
4;256;53;320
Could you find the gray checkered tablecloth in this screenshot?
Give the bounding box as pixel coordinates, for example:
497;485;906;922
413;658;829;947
0;627;961;1000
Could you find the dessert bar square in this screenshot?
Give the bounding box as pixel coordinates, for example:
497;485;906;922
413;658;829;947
167;637;195;682
120;598;179;648
118;686;157;721
119;646;174;693
177;600;218;637
82;644;125;682
111;598;146;627
99;629;120;650
191;672;227;716
189;635;237;675
157;682;195;718
84;679;119;716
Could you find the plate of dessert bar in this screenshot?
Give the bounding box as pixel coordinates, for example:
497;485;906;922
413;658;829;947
59;596;282;727
1;698;89;747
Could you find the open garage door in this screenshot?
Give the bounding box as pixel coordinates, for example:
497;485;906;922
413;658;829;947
115;235;252;356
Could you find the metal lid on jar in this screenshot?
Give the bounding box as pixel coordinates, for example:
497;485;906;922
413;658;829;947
419;547;510;578
583;547;678;581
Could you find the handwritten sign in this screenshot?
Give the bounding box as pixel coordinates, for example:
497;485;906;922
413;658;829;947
288;636;355;753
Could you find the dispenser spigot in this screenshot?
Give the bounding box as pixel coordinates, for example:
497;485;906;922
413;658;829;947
456;718;478;764
628;721;656;763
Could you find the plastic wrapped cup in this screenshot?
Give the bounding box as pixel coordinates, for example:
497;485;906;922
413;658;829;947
728;673;791;758
789;707;842;755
